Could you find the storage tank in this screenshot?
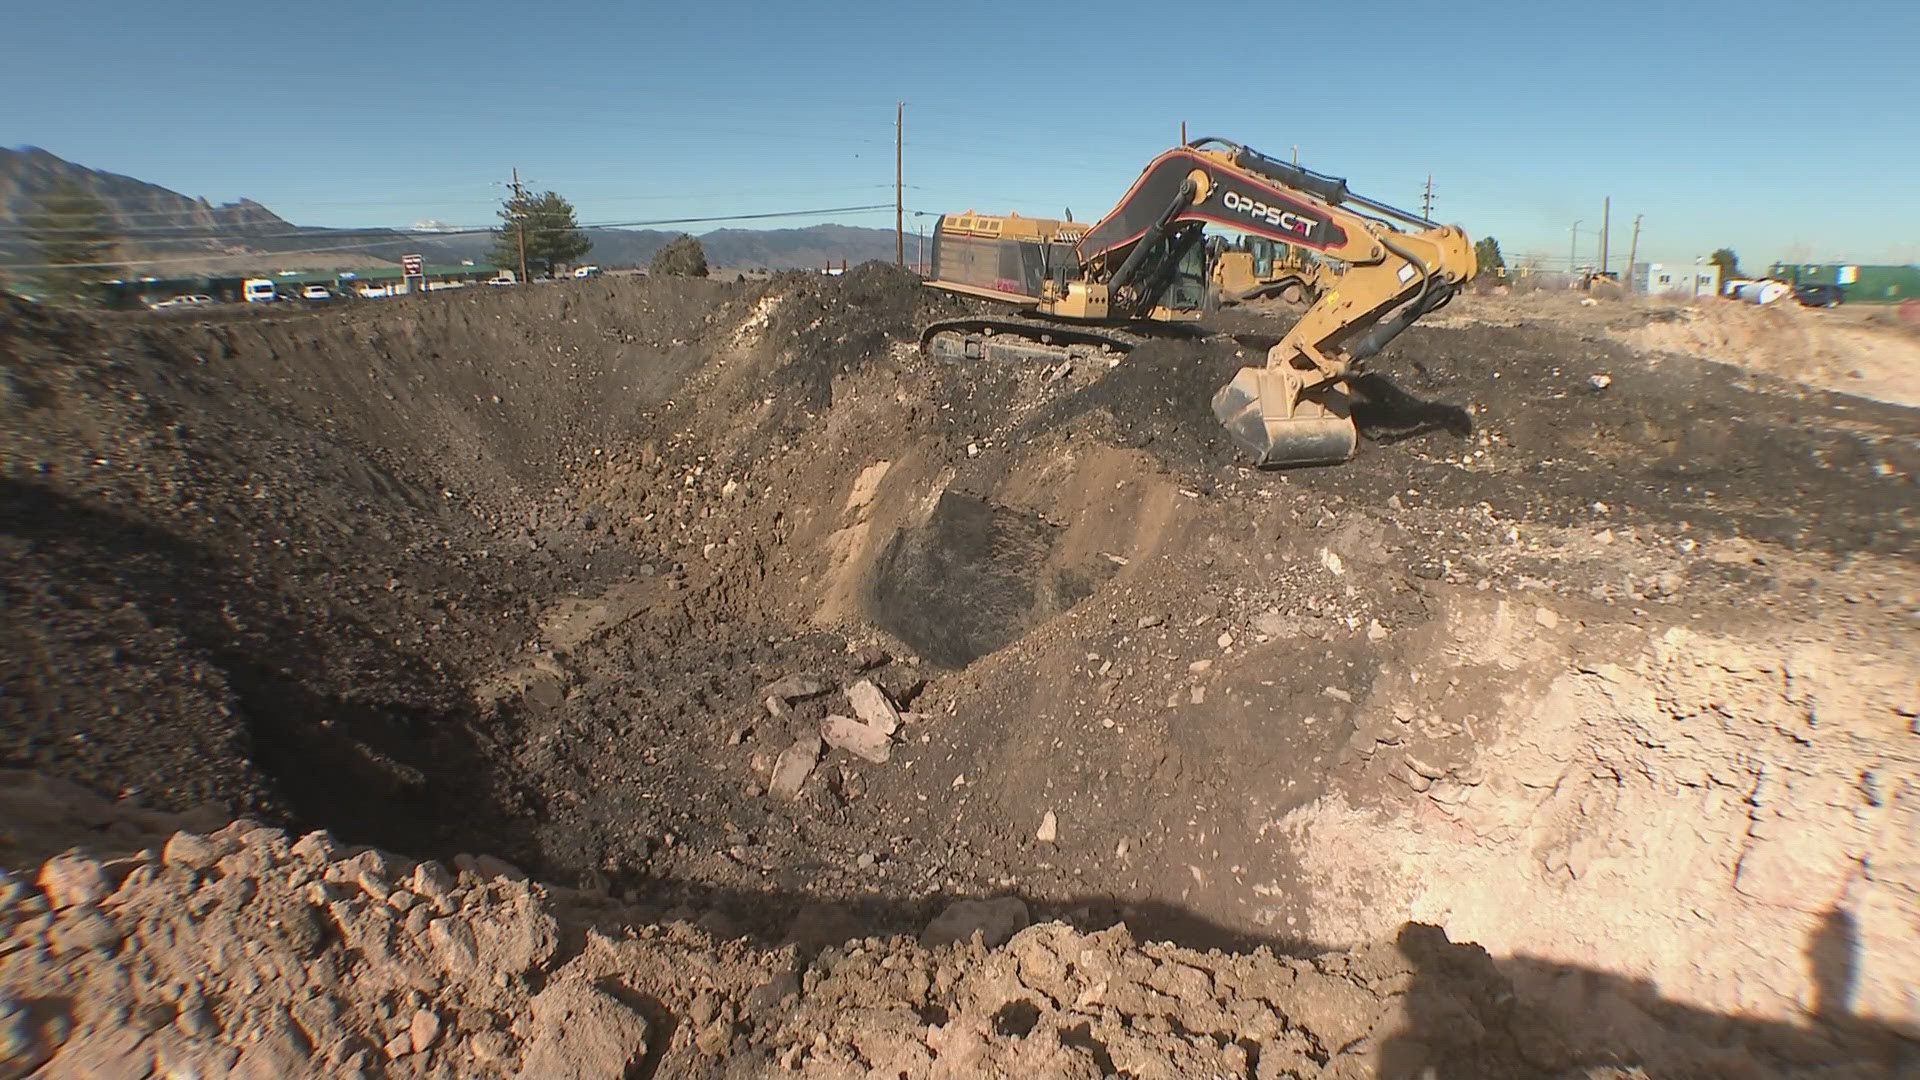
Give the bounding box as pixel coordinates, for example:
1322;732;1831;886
1733;280;1790;305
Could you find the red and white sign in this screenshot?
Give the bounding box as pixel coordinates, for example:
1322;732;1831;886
401;254;424;276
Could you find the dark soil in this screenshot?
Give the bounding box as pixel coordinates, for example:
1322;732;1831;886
3;266;1915;953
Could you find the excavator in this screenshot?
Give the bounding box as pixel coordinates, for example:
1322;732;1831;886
921;138;1477;466
1210;235;1336;307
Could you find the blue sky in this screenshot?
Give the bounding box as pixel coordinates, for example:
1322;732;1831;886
7;0;1917;269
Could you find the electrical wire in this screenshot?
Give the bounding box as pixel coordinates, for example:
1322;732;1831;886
3;203;896;271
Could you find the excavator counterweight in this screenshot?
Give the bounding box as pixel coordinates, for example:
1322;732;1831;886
922;139;1478;467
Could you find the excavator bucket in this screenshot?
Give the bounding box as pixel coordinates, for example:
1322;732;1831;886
1211;366;1358;467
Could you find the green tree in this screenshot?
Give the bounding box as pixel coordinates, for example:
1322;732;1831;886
25;182;120;305
1473;236;1506;276
490;189;591;279
1709;248;1743;282
650;234;708;278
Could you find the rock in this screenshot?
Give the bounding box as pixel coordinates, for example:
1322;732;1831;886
1036;811;1058;844
469;1031;511;1066
1367;620;1389;642
288;831;339;865
427;918;480;975
769;734;822;799
472;854;525;881
695;1021;732;1056
409;1009;443;1053
410;861;455;902
844;680;902;735
520;980;650;1080
38;852;109;909
1187;659;1214;675
384;1031;413;1059
1534;607;1560;629
821;716;891;764
762;695;792;720
921;897;1031;949
1588;373;1613;390
761;673;828;702
50;905;120;954
1137;614;1165;629
852;644;892;670
1404;753;1445;780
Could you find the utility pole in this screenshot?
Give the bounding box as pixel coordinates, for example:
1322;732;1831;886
512;167;528;284
895;102;904;267
1421;174;1434;220
1625;214;1643;291
1569;219;1582;280
1291;145;1299;165
1599;196;1611;277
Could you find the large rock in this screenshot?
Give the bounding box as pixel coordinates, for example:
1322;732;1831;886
920;897;1031;949
761;673;828;703
821;716;891;764
37;853;109;910
844;680;902;735
519;979;650;1079
768;734;822;799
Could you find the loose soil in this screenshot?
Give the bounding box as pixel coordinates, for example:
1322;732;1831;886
3;270;1916;1077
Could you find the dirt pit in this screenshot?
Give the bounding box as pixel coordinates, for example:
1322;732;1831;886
2;270;1917;1077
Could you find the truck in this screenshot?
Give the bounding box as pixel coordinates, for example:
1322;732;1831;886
243;278;277;303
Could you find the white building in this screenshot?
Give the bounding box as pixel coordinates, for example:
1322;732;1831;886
1631;261;1721;297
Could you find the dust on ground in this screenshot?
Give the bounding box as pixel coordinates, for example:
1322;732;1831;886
3;268;1917;1077
1430;286;1920;408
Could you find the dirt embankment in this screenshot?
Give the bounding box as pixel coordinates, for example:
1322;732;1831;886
3;269;1917;1077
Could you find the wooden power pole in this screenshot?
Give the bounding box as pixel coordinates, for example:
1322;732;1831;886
895;102;904;266
1625;214;1643;289
1600;196;1611;277
512;167;528;284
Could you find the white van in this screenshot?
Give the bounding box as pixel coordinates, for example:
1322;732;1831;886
243;278;277;303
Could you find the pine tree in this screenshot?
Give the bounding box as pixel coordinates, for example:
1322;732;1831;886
26;182;120;305
1473;236;1506;276
491;190;590;278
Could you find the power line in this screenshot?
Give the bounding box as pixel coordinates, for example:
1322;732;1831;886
3;203;897;271
3;202;896;245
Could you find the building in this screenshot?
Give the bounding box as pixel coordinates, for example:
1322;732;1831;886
1631;261;1721;298
1764;263;1920;304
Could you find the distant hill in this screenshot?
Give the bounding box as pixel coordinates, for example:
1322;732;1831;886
0;146;910;274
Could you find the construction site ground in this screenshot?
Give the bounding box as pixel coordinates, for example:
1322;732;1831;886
1;273;1915;1078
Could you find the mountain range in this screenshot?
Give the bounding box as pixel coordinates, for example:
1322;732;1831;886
0;146;911;274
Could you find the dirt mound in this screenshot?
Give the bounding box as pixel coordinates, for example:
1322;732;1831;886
7;795;1891;1079
4;266;1919;1075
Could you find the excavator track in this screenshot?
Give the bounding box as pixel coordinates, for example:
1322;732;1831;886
920;314;1202;367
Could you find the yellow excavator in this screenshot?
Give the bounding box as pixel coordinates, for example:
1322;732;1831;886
922;138;1477;466
1211;235;1336;306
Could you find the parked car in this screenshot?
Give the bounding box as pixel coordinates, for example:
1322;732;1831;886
486;273;517;286
572;265;601;279
148;294;213;310
1792;283;1845;308
301;284;333;301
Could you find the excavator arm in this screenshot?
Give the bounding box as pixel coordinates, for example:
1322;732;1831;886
1077;139;1477;464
